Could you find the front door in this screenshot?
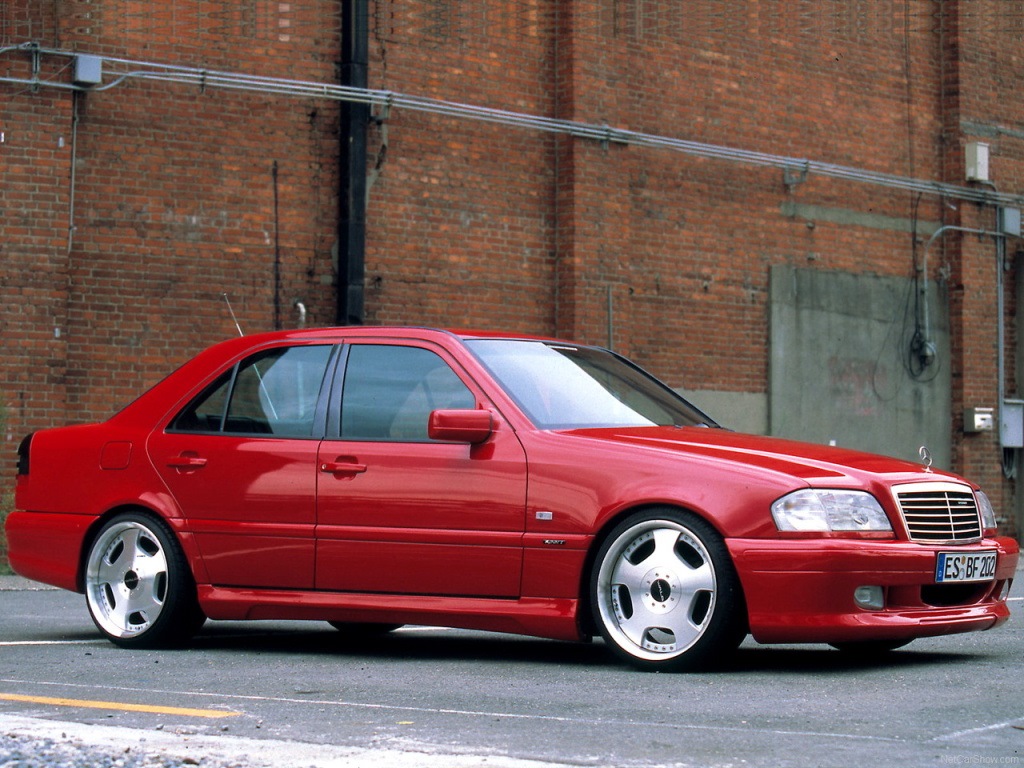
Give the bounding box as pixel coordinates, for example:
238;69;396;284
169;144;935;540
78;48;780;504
315;341;528;597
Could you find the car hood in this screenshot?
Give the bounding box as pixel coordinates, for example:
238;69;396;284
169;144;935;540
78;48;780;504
559;425;964;489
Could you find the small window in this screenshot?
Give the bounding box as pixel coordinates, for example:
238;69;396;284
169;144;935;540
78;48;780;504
340;345;475;441
171;345;332;437
171;370;233;433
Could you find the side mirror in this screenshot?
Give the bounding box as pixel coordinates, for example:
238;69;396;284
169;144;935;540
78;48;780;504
427;409;493;444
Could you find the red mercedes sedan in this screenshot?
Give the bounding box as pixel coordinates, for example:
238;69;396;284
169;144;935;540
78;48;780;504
7;327;1019;670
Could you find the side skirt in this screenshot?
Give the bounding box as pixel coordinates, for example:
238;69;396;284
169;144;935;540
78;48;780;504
197;586;585;642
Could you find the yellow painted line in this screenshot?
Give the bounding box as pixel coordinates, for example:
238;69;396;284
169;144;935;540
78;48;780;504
0;692;239;719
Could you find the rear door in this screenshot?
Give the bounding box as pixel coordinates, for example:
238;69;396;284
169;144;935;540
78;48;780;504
315;340;528;597
149;343;335;589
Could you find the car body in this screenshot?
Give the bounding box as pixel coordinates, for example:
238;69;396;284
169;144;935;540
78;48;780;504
7;326;1019;670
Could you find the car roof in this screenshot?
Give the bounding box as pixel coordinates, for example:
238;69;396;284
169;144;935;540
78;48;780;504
106;326;579;427
215;326;571;346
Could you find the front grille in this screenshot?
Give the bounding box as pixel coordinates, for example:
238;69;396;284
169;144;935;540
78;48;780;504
894;482;982;543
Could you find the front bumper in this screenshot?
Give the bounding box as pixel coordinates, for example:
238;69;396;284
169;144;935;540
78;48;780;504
728;537;1019;644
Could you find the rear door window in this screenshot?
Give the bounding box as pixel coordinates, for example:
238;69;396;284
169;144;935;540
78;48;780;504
171;345;334;438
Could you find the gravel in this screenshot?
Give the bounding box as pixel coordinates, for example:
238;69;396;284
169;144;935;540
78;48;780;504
0;730;241;768
0;715;566;768
1;735;193;768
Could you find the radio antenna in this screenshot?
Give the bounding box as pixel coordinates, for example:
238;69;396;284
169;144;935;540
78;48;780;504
220;292;279;419
222;293;244;337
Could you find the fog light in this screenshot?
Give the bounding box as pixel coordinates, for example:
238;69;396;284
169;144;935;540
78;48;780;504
997;579;1012;602
854;585;885;610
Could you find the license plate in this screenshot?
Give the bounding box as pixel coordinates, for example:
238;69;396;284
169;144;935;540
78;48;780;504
935;551;997;583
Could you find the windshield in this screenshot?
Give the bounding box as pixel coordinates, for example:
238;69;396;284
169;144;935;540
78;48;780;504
466;339;717;430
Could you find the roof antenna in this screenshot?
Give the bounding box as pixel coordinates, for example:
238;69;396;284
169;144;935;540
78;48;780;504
222;293;244;336
221;292;278;418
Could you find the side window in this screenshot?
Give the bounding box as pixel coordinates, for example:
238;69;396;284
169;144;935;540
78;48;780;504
340;345;475;441
172;370;232;433
171;345;333;437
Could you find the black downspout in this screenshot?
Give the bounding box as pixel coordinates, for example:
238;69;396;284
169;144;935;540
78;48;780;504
337;0;368;325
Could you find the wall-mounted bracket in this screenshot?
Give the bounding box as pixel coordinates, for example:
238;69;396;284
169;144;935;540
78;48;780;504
371;93;393;126
28;42;41;93
783;162;809;191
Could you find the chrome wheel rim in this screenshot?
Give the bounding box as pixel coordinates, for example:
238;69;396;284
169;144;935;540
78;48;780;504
86;520;169;639
596;520;717;661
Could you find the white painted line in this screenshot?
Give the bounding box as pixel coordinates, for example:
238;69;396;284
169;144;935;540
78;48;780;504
930;716;1024;742
0;678;906;744
0;640;102;646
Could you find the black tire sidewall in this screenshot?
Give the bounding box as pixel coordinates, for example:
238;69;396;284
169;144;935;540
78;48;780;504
85;511;202;649
590;507;745;671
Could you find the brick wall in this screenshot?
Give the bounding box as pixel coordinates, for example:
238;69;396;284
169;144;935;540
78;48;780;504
2;48;73;446
364;2;557;331
2;0;1022;540
2;0;342;429
940;1;1024;534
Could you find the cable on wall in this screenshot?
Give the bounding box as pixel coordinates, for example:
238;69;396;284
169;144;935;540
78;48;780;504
4;44;1024;209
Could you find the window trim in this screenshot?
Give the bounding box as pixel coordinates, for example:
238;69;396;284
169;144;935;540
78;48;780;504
165;342;340;440
327;340;482;443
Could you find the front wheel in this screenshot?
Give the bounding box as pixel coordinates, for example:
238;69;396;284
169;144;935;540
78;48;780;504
84;512;205;648
591;508;746;671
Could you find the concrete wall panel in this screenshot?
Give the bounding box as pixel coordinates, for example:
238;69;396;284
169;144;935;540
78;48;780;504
770;265;951;467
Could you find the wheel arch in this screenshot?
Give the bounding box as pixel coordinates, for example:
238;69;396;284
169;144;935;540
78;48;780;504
80;505;207;648
576;502;748;640
76;503;205;593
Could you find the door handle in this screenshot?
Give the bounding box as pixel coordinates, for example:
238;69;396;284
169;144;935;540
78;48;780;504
319;460;367;475
167;455;208;471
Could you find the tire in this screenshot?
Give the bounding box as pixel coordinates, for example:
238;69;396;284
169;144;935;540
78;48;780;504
84;511;205;649
591;508;746;671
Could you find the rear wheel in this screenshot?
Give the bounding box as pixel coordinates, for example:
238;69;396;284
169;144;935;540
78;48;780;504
591;508;746;671
84;512;205;648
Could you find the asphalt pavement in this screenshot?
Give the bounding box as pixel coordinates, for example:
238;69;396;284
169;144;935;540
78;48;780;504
2;560;1023;768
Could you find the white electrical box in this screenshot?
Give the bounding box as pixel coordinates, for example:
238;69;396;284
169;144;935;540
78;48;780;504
1001;400;1024;448
999;207;1021;237
965;142;990;182
73;55;103;86
964;406;994;433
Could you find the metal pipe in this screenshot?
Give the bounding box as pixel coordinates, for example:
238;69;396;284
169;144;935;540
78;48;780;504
272;160;281;330
337;0;369;326
67;90;80;256
5;47;1024;208
607;285;614;350
997;224;1006;442
918;225;1002;357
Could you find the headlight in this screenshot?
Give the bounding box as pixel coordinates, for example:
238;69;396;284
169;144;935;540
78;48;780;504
771;489;893;533
976;490;998;536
